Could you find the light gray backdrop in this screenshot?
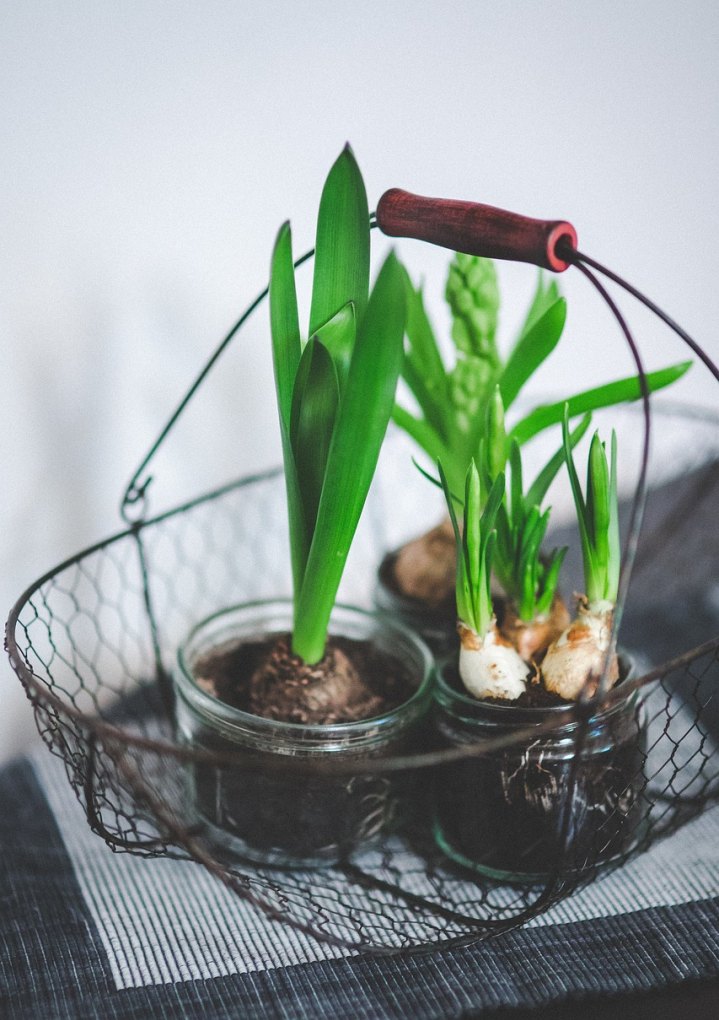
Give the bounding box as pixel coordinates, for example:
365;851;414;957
2;1;718;761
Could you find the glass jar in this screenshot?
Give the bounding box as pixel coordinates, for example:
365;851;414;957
432;661;647;883
173;600;434;868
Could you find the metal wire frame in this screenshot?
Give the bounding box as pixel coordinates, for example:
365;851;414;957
5;222;719;953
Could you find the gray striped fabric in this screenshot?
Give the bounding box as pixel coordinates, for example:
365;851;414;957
32;746;719;991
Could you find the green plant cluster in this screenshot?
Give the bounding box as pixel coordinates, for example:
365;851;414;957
269;146;406;663
394;252;690;497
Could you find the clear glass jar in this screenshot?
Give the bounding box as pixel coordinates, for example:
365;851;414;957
173;600;434;868
432;660;647;883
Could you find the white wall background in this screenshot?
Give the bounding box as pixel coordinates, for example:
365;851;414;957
2;1;718;762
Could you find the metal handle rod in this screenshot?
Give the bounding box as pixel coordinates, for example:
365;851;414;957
376;188;577;272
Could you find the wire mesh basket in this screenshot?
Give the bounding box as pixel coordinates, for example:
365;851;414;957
6;198;719;954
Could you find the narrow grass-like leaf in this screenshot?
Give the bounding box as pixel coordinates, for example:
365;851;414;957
518;271;561;338
269;221;301;433
607;431;621;601
269;221;305;599
485;385;507;478
587;432;610;584
402;267;450;398
525;412;592;508
402;355;449;443
562;407;598;601
464;461;482;615
510;361;692;445
312;301;355;394
293;252;406;662
439;460;472;627
309;145;369;336
537;547;567;616
509;440;524;527
290;338;339;549
499;297;567;409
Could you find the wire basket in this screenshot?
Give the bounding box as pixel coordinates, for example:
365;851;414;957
6;201;719;954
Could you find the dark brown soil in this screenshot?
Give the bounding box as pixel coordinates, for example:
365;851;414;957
194;633;417;725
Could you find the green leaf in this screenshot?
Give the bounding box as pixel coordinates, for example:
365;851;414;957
509;439;524;527
401;354;450;444
520;271;560;336
438;460;471;627
485;385;507;479
309;145;370;336
587;432;610;577
312;301;356;394
525;411;592;508
536;547;567;616
499;297;567;409
269;221;301;433
401;266;449;395
392;404;449;465
607;431;621;601
510;361;692;445
562;407;597;600
464;461;482;614
269;221;305;600
293;251;406;662
290;338;340;550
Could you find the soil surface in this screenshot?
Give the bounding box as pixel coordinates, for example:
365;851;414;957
194;633;417;725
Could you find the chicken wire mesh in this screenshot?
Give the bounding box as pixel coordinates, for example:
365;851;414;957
6;206;719;951
6;401;719;953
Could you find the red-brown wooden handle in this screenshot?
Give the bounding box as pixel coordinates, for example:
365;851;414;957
376;188;577;272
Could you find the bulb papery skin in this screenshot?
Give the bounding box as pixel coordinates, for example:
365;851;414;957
541;601;619;701
458;621;529;701
501;593;571;663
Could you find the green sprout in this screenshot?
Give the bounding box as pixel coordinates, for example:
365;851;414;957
394;252;690;498
270;146;406;663
561;406;621;607
480;386;592;623
438;461;504;638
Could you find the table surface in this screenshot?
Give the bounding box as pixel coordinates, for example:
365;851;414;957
2;743;718;1020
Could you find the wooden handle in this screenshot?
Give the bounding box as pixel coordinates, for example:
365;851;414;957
376;189;577;272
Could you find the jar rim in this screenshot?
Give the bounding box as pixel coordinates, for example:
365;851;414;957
174;599;435;740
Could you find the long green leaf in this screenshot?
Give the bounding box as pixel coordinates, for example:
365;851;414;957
464;461;482;618
401;355;450;444
587;432;610;578
520;271;560;336
499;297;567;409
437;460;471;624
525;412;592;508
269;221;305;600
293;252;406;662
391;404;449;465
510;361;692;445
289;338;339;554
309;145;369;336
607;431;621;601
401;266;449;395
562;407;597;600
312;301;355;394
269;221;301;433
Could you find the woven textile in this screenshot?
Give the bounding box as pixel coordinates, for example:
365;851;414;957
1;748;718;1020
